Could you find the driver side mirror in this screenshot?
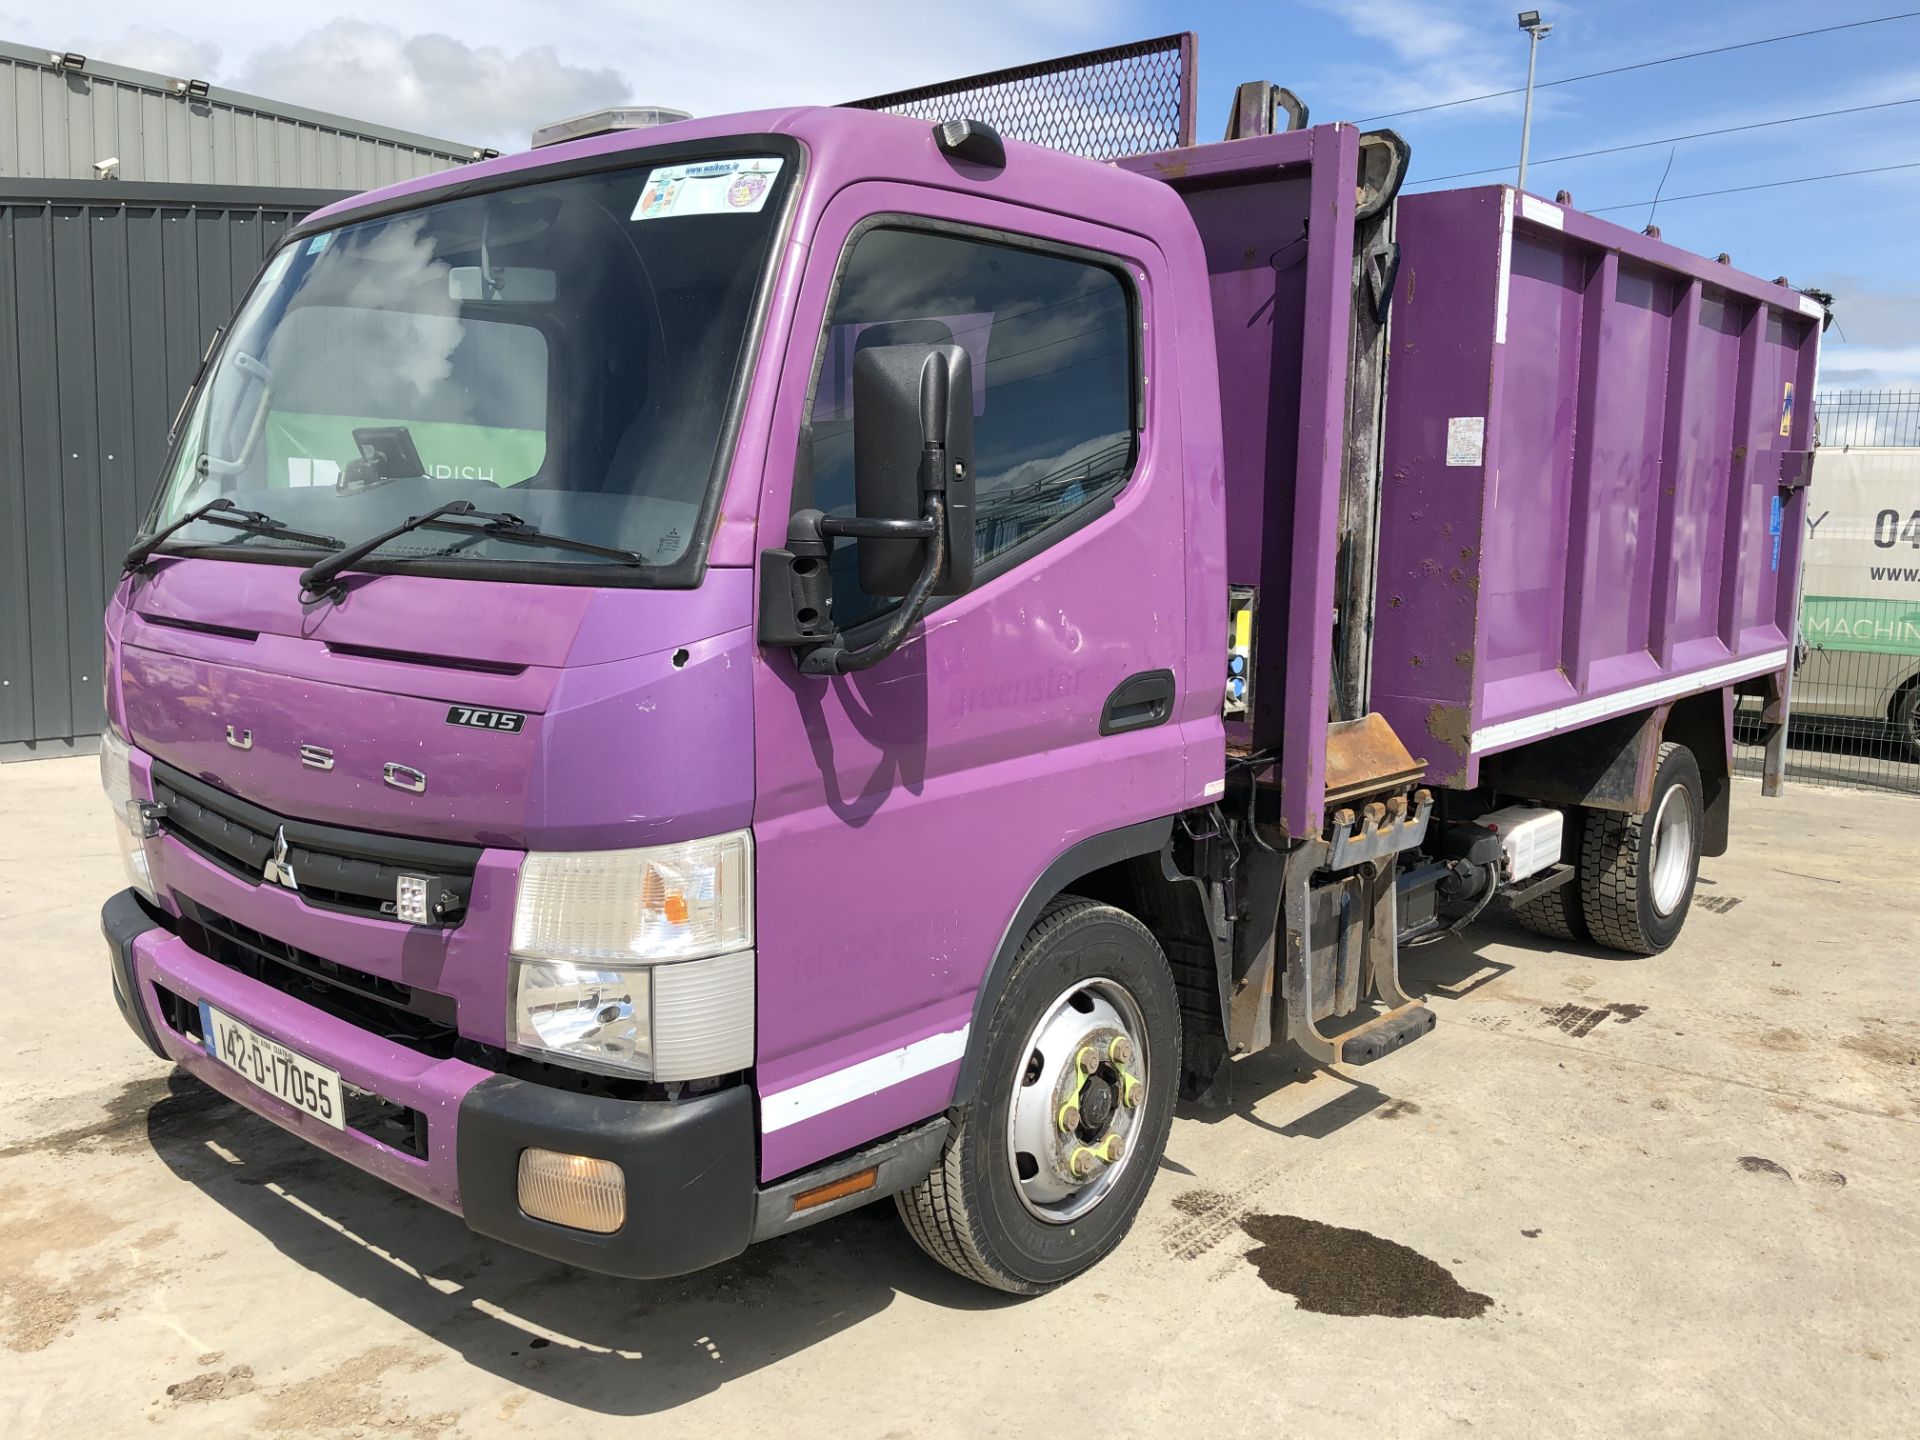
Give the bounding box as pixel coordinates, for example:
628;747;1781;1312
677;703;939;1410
758;342;977;674
851;342;975;598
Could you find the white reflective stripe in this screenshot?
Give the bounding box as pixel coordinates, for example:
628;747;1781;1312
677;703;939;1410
760;1025;969;1133
1796;293;1823;319
1202;777;1226;797
1494;188;1514;346
1469;650;1790;754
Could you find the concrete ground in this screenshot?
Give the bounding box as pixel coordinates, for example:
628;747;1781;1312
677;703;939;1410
2;756;1916;1438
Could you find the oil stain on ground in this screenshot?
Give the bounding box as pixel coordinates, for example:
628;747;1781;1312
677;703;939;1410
0;1074;225;1161
1237;1214;1492;1319
1540;1001;1647;1038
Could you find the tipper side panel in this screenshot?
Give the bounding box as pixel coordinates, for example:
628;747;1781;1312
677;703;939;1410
1374;187;1818;787
1368;188;1503;782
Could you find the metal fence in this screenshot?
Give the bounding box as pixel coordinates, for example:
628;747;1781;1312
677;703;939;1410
1816;389;1920;448
0;179;344;756
847;32;1197;161
1735;413;1920;794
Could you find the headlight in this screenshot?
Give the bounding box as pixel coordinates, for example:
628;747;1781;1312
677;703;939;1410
99;728;157;903
509;832;754;1081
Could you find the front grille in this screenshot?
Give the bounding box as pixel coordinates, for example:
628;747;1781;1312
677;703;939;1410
150;759;482;926
176;901;460;1058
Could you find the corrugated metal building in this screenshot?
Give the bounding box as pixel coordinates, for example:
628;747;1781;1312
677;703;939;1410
1;39;484;756
1;39;484;186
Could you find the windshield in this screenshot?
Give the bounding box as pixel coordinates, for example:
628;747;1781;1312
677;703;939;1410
146;150;793;580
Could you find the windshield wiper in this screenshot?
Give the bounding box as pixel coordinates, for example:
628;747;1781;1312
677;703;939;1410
124;498;343;573
298;500;645;600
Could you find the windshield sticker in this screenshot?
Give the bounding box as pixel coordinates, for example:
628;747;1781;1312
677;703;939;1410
631;157;784;221
305;232;331;256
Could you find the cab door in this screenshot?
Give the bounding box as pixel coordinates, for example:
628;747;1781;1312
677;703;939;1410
749;184;1198;1180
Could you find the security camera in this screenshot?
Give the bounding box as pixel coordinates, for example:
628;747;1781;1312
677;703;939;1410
94;156;120;180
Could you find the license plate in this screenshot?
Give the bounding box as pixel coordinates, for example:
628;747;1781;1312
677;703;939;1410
200;1003;345;1131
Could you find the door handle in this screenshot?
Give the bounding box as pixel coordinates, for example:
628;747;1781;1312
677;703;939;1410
1100;669;1176;736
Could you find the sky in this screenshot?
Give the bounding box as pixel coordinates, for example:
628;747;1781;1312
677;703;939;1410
18;0;1919;389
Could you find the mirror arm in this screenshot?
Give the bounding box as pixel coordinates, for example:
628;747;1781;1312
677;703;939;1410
818;514;936;540
799;495;948;676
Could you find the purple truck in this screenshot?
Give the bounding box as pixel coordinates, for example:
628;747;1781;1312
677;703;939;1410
98;39;1823;1293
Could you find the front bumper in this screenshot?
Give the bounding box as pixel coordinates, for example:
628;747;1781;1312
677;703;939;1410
102;889;756;1278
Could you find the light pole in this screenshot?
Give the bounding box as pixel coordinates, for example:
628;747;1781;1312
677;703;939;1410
1516;11;1552;193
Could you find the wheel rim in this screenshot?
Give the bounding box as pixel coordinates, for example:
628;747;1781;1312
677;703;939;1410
1004;976;1150;1225
1648;781;1695;917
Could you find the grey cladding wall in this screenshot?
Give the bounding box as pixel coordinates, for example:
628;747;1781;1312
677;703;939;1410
1;40;477;186
0;182;344;749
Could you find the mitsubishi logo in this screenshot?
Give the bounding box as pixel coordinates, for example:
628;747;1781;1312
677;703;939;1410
262;826;299;891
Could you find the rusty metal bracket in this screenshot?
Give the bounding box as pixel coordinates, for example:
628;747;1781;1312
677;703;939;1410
1500;861;1574;908
1279;840;1337;1066
1281;850;1429;1069
1325;789;1431;870
1224;80;1308;139
1778;449;1815;489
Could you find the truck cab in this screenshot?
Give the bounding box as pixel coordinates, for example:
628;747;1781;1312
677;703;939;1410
102;105;1226;1290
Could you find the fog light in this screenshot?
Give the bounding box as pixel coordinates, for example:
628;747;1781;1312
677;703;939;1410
395;874;429;925
517;1148;625;1233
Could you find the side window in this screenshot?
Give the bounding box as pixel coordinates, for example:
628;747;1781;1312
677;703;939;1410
807;226;1137;624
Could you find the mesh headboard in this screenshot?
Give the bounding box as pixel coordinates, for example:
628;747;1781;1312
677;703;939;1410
846;33;1198;161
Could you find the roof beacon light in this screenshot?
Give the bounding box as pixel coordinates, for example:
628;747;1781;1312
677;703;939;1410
531;105;693;150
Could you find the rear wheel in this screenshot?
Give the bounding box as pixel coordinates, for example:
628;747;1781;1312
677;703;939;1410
1579;742;1702;955
895;898;1179;1294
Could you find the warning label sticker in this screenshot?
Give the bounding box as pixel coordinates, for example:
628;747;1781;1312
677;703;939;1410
1446;416;1486;467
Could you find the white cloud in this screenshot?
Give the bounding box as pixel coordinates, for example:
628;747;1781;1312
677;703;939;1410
1296;0;1534;122
36;2;1117;150
74;25;223;79
1823;280;1920;351
1819;346;1920;383
233;22;626;147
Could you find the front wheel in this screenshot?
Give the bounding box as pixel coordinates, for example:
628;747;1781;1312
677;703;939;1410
895;898;1180;1294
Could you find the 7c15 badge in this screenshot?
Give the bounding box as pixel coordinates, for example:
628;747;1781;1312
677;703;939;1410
446;705;527;732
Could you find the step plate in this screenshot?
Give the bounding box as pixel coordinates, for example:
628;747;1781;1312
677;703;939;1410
1340;1004;1436;1065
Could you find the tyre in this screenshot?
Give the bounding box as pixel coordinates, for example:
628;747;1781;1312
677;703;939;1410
1579;742;1702;955
1511;809;1586;942
895;897;1180;1294
1893;683;1920;764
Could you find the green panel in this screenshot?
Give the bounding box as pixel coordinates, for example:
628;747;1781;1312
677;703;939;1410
265;411;546;490
1801;595;1920;657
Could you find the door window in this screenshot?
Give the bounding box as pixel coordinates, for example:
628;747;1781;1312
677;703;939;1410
806;225;1137;624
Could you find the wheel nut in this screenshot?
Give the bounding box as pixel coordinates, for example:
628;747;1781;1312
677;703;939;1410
1107;1035;1134;1065
1076;1045;1099;1074
1058;1103;1081;1134
1102;1135;1126;1163
1069;1148;1098;1179
1121;1075;1144;1109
